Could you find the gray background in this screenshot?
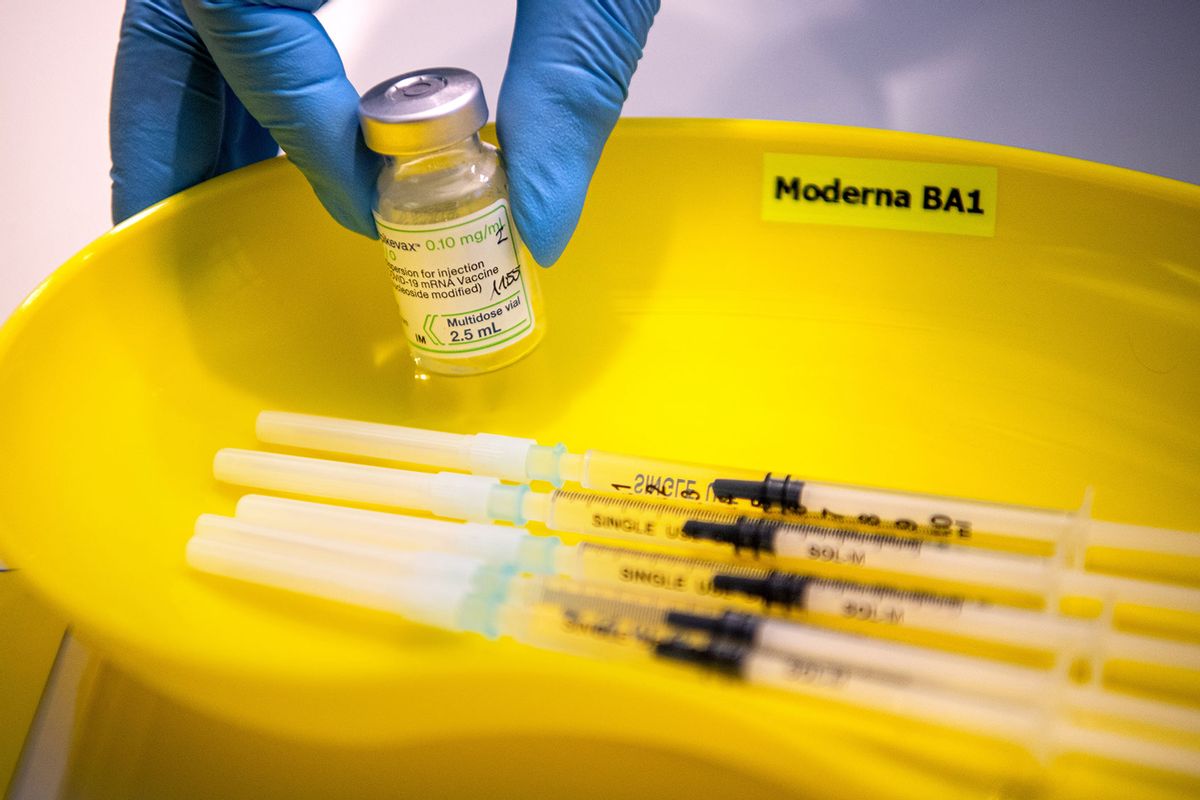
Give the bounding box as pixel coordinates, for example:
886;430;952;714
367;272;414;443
2;0;1198;321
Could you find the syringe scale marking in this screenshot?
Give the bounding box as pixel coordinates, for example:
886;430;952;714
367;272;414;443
779;524;927;552
555;490;736;522
683;517;931;558
536;587;708;629
804;576;968;611
580;542;767;577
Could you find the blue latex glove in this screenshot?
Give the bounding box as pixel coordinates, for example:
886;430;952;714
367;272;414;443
111;0;658;266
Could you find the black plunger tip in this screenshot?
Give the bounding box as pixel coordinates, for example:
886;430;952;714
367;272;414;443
665;610;723;634
681;519;738;543
668;609;759;644
713;571;808;608
654;638;746;675
654;637;710;666
710;479;764;503
713;474;804;513
712;573;767;595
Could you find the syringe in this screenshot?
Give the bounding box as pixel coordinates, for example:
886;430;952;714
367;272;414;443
657;609;1200;736
653;637;1200;778
213;449;1200;628
254;411;1200;573
706;568;1200;672
232;495;1200;681
186;522;1200;779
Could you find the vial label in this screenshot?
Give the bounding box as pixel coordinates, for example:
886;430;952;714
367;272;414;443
374;199;534;358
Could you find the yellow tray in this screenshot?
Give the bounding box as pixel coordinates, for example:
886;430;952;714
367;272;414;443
1;120;1198;798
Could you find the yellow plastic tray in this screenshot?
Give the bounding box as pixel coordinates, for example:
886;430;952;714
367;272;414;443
1;120;1198;798
0;572;65;794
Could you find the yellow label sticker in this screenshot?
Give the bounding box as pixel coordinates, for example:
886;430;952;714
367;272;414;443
762;154;998;236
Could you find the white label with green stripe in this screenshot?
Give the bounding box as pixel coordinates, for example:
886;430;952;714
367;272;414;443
374;199;534;358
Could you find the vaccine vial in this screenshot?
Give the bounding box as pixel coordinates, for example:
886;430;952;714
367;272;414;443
358;68;545;376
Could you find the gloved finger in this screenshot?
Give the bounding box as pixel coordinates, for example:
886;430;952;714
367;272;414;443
498;0;658;267
181;0;379;237
111;0;278;224
216;83;281;176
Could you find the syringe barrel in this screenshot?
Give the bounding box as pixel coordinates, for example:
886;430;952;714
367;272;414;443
581;449;1065;549
500;576;725;660
551;543;1074;663
797;482;1069;546
775;523;1200;615
542;488;737;550
743;650;1200;776
742;649;1037;741
770;524;1052;597
578;449;762;505
720;572;1102;658
756;620;1055;703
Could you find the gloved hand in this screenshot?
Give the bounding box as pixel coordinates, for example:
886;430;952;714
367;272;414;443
110;0;658;266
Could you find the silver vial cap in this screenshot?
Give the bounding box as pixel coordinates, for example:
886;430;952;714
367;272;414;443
358;68;489;155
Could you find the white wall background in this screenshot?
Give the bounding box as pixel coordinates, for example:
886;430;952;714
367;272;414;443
2;0;1198;323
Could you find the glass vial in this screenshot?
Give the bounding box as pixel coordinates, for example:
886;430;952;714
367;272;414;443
358;68;544;376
